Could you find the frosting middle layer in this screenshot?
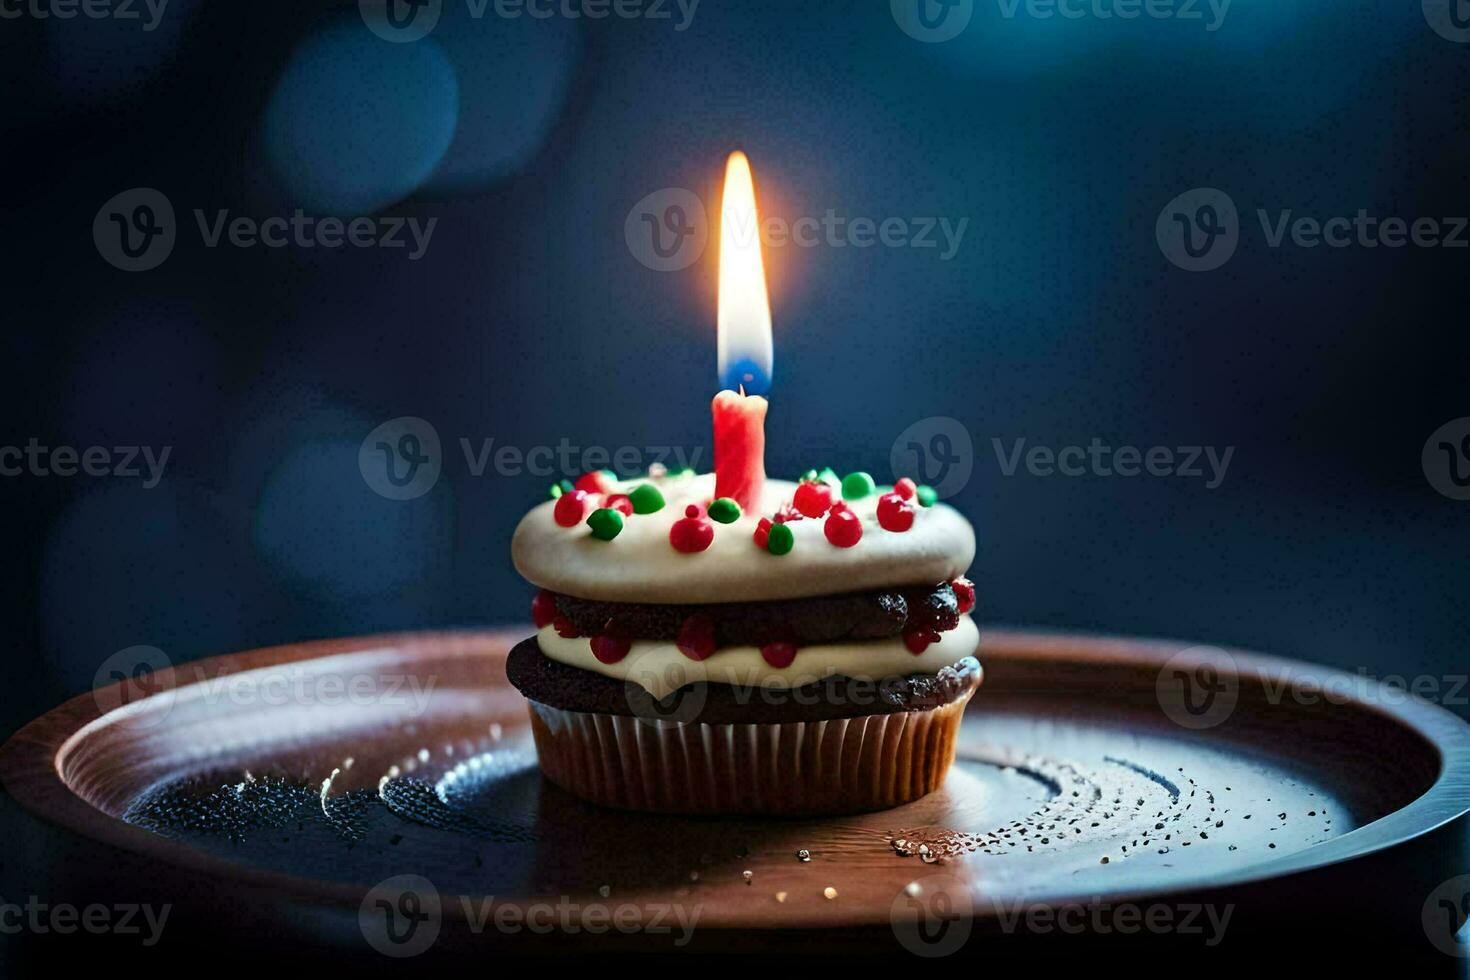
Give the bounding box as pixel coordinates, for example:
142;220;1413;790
536;615;980;699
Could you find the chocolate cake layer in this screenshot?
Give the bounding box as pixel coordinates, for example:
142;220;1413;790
505;636;981;724
553;581;960;646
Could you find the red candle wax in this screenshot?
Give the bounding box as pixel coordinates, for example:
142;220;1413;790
712;388;767;511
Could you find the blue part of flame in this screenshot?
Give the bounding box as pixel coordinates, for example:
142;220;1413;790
721;358;771;396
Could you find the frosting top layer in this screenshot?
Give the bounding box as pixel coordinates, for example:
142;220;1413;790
512;473;975;603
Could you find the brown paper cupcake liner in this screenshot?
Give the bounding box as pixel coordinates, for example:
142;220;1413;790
525;693;974;816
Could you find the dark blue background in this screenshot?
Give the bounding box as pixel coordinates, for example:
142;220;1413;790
2;0;1468;744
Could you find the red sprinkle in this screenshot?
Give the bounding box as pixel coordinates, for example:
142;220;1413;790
589;634;631;664
553;615;579;639
531;589;558;628
676;614;717;661
553;490;589;528
952;576;976;615
904;628;940;654
876;492;916;532
670;504;715;553
753;517;773;550
792;480;834;518
603;493;634;516
760;641;798;669
894;477;917;501
823;507;863;547
574;471;613;494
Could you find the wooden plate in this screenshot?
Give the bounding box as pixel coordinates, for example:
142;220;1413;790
2;628;1468;962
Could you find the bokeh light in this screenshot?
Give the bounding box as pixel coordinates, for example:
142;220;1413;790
427;11;581;192
262;21;459;215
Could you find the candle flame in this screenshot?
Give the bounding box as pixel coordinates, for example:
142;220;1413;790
717;151;773;395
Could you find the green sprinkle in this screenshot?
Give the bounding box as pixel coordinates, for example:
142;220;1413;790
587;508;624;541
766;522;794;556
916;485;938;507
800;469;820;483
707;497;741;524
628;483;666;514
841;472;876;500
549;484;563;499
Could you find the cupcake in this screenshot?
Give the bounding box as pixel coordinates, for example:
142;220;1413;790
507;468;981;816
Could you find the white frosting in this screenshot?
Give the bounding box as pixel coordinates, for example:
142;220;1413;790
512;473;975;603
535;615;980;699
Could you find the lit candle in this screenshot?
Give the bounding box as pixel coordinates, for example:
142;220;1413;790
712;150;771;511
